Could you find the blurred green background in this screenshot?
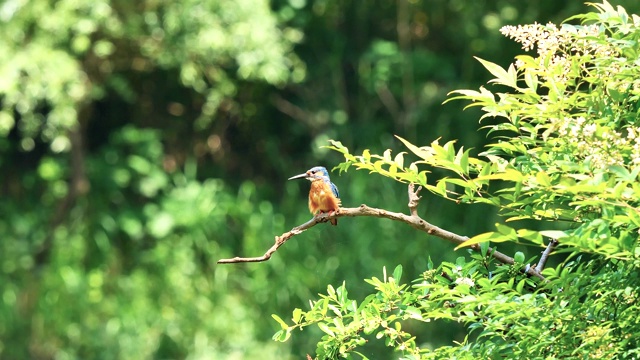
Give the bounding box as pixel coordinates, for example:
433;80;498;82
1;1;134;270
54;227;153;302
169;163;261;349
1;0;638;358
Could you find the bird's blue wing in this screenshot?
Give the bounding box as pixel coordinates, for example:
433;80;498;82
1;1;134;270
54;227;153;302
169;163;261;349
330;181;340;198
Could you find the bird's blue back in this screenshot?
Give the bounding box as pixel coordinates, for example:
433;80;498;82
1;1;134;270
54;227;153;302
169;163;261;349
309;166;340;198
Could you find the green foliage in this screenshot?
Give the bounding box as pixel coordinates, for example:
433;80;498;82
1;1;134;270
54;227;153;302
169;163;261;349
278;257;640;359
277;2;640;358
0;3;303;354
0;126;292;359
0;0;302;147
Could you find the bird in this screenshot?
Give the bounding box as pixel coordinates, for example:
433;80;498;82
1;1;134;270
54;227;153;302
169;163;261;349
288;166;341;225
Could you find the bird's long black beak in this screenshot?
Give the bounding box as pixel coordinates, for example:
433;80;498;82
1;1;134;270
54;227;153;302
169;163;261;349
288;173;308;180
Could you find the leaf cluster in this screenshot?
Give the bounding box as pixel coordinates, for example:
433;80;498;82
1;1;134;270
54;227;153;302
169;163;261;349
277;255;640;359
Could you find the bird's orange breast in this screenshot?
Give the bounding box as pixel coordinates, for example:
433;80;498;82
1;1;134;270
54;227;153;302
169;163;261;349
308;180;341;215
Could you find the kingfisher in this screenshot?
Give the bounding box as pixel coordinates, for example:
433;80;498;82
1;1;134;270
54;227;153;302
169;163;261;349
288;166;341;225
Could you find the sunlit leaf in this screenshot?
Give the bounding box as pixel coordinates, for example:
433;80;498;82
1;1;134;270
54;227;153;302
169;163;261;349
318;322;335;336
272;314;289;330
475;57;518;88
455;231;512;249
539;230;569;240
392;264;403;283
395;135;434;160
292;308;303;324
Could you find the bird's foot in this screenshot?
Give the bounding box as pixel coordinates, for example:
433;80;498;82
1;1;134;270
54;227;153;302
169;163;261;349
327;209;339;226
314;211;328;223
314;210;339;225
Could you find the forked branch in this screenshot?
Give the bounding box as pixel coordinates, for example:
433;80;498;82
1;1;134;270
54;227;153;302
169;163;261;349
218;184;549;281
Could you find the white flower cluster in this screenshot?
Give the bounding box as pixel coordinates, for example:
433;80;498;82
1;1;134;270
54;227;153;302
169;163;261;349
555;117;640;168
500;21;640;170
455;277;475;287
500;22;615;84
500;22;605;59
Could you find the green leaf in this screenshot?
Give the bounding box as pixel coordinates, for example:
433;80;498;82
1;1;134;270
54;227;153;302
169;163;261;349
609;165;633;181
389;163;398;178
479;240;490;256
475;56;517;88
443;140;456;160
495;223;517;237
395;135;434;160
271;314;289;330
417;171;428;186
476;169;525;182
516;229;544;245
403;306;422;320
383;149;392;162
272;329;291;342
392;264;403;282
292;308;303;324
326;140;349;154
455;231;511;249
523;69;538;91
455;148;470;175
327;284;336;299
536;171;551;187
362;149;371;162
394;152;405;169
445;86;497;106
337;282;349;306
364;276;384;289
539;230;568;240
318;322;335;336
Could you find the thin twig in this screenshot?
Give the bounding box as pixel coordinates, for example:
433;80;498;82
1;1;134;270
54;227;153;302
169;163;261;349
217;217;319;264
536;239;559;273
271;95;314;127
375;84;401;119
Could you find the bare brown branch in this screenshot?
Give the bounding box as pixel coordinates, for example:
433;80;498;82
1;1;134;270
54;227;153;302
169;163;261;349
375;84;401;119
536;239;559;273
217;216;319;264
217;198;547;281
271;95;313;126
